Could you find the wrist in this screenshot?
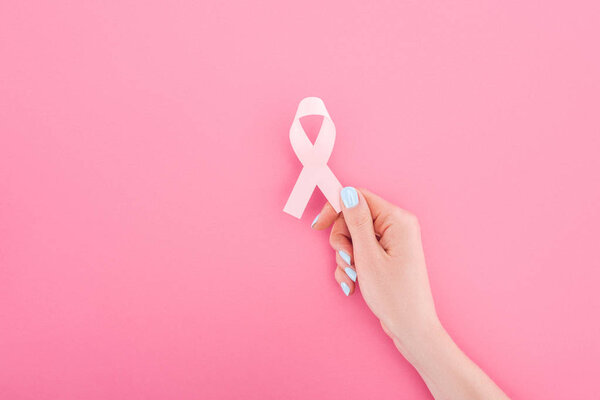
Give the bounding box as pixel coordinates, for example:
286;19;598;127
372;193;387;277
389;316;449;368
390;319;510;400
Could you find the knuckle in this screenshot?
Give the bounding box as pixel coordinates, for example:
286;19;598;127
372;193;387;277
405;213;420;229
351;214;373;231
328;231;338;248
333;268;343;281
390;207;404;220
329;219;346;248
392;207;419;229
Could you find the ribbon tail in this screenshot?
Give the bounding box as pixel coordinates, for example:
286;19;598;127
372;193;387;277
317;167;342;213
283;168;317;218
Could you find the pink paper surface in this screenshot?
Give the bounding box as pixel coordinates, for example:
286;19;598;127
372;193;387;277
1;1;599;399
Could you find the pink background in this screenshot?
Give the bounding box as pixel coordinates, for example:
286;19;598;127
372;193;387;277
1;1;599;398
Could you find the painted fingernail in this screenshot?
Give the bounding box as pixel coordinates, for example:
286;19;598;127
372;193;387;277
338;250;351;265
341;187;359;208
311;214;319;228
344;267;357;282
341;282;350;296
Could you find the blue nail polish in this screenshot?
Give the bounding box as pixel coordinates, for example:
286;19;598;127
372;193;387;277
341;282;350;296
341;187;359;208
344;267;357;282
338;250;351;265
311;215;319;228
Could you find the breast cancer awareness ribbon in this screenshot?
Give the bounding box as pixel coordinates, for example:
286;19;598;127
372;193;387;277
284;97;343;218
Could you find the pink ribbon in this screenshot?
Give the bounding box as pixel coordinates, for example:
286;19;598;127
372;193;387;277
284;97;342;218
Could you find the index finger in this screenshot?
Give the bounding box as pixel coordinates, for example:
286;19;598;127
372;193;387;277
311;201;340;230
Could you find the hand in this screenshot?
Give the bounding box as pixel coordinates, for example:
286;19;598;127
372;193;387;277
313;187;440;357
313;187;510;399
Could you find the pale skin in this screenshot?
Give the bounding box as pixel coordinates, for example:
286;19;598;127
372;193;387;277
313;187;510;400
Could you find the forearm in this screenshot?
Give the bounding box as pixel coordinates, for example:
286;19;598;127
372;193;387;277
392;322;509;400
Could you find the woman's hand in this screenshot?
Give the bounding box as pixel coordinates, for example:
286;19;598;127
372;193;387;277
313;187;509;400
313;187;439;354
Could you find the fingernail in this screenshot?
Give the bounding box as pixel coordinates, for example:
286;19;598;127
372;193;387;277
340;282;350;296
341;187;359;208
311;214;319;228
344;267;357;282
338;250;351;265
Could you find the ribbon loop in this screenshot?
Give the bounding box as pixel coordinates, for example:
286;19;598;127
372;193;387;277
284;97;343;218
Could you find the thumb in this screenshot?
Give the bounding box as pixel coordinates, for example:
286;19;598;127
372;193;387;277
340;187;380;255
